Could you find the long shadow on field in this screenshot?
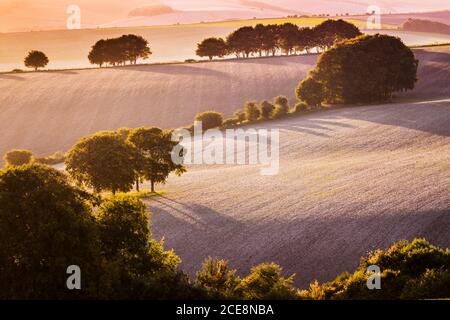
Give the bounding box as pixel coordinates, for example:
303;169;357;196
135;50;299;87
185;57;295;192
271;118;357;137
151;202;450;287
0;74;25;81
345;100;450;137
150;196;244;231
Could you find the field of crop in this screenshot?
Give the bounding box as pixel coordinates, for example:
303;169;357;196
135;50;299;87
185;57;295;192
1;46;449;287
145;98;450;287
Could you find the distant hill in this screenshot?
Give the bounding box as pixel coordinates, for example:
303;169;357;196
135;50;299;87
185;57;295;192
128;4;179;17
401;18;450;35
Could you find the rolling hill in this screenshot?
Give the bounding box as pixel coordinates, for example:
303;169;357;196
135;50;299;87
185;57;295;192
0;46;449;160
0;45;449;287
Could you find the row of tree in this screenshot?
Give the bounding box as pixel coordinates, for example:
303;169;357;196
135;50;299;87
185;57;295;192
88;34;152;67
196;19;362;60
3;127;184;194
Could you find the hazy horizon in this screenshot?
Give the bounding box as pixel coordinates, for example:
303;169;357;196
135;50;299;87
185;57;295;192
0;0;449;33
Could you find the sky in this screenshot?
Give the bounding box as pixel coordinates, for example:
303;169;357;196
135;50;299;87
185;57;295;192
0;0;449;32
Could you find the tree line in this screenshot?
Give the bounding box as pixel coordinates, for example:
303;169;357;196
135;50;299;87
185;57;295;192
88;34;152;67
196;19;362;60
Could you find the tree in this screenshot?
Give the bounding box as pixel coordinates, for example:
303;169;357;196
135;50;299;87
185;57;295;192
120;34;152;64
24;50;49;71
65;131;137;194
313;19;362;51
296;77;325;107
88;35;152;67
296;27;315;53
226;26;257;58
3;149;33;166
98;194;179;271
262;24;280;56
196;38;228;60
260;100;275;119
88;39;108;67
195;111;224;130
0;164;102;299
311;34;418;104
278;23;300;55
127;127;186;193
237;263;298;300
244;101;261;122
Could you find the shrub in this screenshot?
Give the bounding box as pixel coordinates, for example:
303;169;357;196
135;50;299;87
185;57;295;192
233;109;246;123
195;258;241;299
260;100;275;119
244;101;261;122
296;77;325;107
36;151;65;165
302;239;450;300
237;263;298;300
222;118;239;128
3;149;33;167
293;102;309;113
195;111;224;131
272;96;290;119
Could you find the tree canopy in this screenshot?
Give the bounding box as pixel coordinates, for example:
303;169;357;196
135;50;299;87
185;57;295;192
196;37;228;60
3;149;33;166
310;34;418;104
127;127;186;193
88;34;152;67
197;19;362;60
24;50;49;71
65;131;137;194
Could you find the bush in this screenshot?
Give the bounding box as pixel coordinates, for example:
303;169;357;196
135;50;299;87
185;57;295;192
36;151;65;165
237;263;298;300
3;149;33;166
244;101;261;122
293;102;309;113
222;118;239;128
302;239;450;300
260;100;275;119
296;77;325;107
195;258;241;299
195;111;224;131
272;96;290;119
233;110;246;123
